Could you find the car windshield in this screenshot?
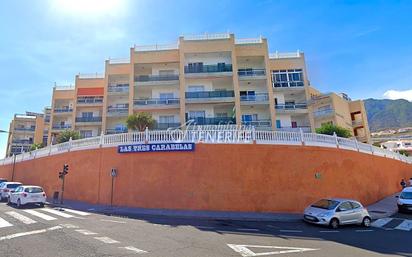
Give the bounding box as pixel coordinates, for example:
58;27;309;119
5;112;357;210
400;192;412;199
7;184;21;189
24;187;43;193
311;199;340;210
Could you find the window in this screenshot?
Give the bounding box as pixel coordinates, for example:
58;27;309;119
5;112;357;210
24;187;44;193
311;199;340;210
7;183;21;189
272;69;304;88
215;113;228;118
159;70;175;76
291;121;297;128
350;202;361;209
159;93;174;99
80;130;93;138
188;85;205;92
276;120;281;128
188;111;205;119
159;115;175;124
82;112;93;118
338;202;353;212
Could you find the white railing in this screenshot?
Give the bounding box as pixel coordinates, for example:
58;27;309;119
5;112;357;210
183;33;230;41
77;73;104;79
235;37;263;45
108;58;130;64
269;50;301;59
134;43;178;52
54;85;75;91
1;128;411;165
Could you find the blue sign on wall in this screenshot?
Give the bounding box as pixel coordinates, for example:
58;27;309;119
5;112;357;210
118;142;195;153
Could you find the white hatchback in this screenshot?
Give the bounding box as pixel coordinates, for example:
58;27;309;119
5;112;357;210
0;182;22;201
9;186;46;208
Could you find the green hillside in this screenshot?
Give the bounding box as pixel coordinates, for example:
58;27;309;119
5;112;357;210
364;98;412;132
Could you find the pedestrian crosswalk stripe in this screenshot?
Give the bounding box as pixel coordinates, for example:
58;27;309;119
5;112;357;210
23;210;57;221
6;211;36;225
41;208;74;218
0;216;13;228
94;236;120;244
62;208;90;216
75;229;98;235
371;218;392;228
120;246;148;254
394;220;412;231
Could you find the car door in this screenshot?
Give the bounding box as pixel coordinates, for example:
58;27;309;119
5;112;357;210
336;201;356;224
11;187;22;203
350;201;364;223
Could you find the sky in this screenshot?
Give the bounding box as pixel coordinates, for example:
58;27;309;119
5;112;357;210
0;0;411;156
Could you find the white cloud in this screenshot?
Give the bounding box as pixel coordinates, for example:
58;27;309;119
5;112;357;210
383;89;412;101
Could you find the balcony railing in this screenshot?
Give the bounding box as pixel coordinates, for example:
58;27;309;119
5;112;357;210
75;117;102;123
52;124;72;130
275;103;308;110
14;127;35;132
154;122;181;130
108;84;129;93
184;64;232;74
106;128;128;135
185;90;234;99
107;106;129;114
77;98;103;104
12;139;33;145
240;93;269;102
186;117;236;125
135;74;179;82
273;81;304;88
241;119;271;127
134;98;180;106
313;109;335;118
269;51;301;59
278;127;311;133
54;108;73;113
238;69;266;77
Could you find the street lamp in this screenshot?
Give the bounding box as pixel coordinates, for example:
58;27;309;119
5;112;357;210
0;129;18;181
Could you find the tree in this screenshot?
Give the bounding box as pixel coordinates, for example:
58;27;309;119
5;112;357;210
126;112;156;132
399;150;410;157
57;130;81;143
315;123;352;138
29;143;44;151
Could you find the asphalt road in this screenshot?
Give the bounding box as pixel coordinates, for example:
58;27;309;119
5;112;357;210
0;202;411;257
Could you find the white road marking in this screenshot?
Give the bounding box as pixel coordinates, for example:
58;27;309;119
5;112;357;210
94;236;120;244
371;218;392;228
60;224;79;229
6;211;37;225
279;230;303;233
120;246;148;254
62;208;90;216
0;226;62;241
100;219;126;224
319;230;339;233
75;229;98;235
227;244;319;257
355;230;374;232
0;216;13;228
394;220;412;231
23;210;56;221
236;228;260;232
41;208;74;218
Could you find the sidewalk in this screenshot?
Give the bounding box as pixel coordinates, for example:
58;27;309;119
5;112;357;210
47;192;400;222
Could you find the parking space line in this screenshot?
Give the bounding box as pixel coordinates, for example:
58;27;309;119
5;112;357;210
94;236;120;244
394;220;412;231
120;246;148;254
23;210;56;221
0;216;13;228
236;228;260;232
60;224;79;229
75;229;98;235
279;230;303;233
355;230;374;232
6;211;37;225
319;230;339;233
41;208;74;218
0;226;62;241
100;219;126;224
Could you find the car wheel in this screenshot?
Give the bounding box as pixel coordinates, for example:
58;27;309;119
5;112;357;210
362;217;372;227
7;197;11;205
329;218;339;229
17;199;22;209
39;203;44;208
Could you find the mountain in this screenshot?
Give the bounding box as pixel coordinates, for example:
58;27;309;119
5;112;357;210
364;98;412;132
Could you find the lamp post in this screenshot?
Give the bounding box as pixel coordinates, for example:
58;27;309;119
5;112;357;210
0;129;18;181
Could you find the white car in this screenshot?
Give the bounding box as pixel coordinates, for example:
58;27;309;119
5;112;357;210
9;185;46;208
397;187;412;213
303;198;371;229
0;182;22;201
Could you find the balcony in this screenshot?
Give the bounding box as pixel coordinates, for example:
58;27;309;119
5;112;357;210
275;103;308;113
185;90;234;103
12;139;33;145
107;106;129;117
77;97;103;106
75;117;102;124
154;122;181;130
134;98;180;109
106;128;128;134
238;69;266;79
53;107;73;113
240;93;269;104
184;64;233;78
186;117;236;125
52;124;72;130
313;109;335;119
108;84;129;94
273;81;304;89
135;74;179;86
241;119;271;127
278;126;311;133
14;127;35;132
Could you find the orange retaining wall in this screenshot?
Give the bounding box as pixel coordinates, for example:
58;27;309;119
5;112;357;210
0;144;411;213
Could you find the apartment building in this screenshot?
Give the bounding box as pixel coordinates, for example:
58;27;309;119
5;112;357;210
6;33;371;156
5;112;45;156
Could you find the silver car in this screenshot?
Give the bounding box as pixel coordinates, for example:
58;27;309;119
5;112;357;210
303;198;371;229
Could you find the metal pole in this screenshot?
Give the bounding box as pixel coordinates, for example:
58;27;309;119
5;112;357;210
60;174;65;204
110;175;114;207
11;154;16;181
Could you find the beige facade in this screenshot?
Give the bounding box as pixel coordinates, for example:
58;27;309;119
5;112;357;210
6;33;371;154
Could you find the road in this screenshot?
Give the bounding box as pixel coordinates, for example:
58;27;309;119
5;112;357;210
0;202;411;257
